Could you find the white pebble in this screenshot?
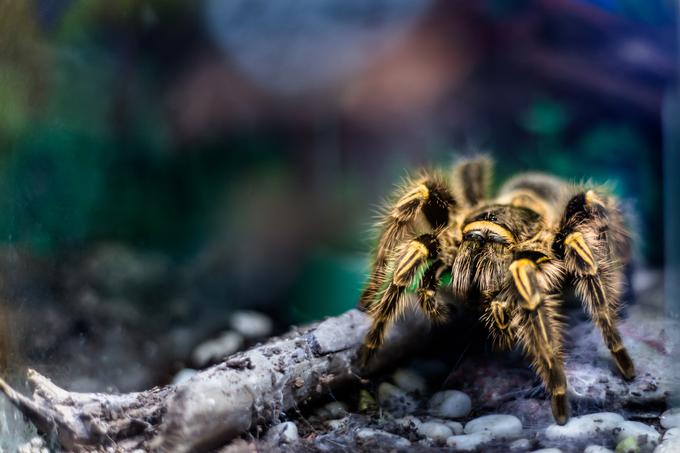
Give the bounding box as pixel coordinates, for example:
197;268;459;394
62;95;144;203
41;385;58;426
417;422;453;442
266;421;299;443
616;421;660;448
171;368;197;385
378;382;417;416
545;412;624;440
445;420;464;435
394;415;422;429
661;408;680;429
192;331;243;366
664;428;680;440
510;438;531;450
322;401;348;419
428;390;471;418
446;432;493;451
355;428;411;447
464;414;523;440
230;310;273;338
655;438;680;453
393;369;426;393
584;446;614;453
326;417;348;430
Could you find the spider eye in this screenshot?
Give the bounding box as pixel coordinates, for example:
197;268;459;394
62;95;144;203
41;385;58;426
487;233;508;245
464;231;484;242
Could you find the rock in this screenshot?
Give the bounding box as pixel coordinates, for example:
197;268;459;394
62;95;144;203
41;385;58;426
500;397;552;428
319;401;347;420
445;432;493;451
355;428;411;448
566;305;680;409
428;390;471;418
615;436;639;453
358;389;377;412
192;331;243;366
615;421;660;449
660;408;680;429
545;412;624;441
17;436;49;453
230;310;273;339
584;446;615;453
452;299;679;420
464;414;523;440
530;449;563;453
654;436;680;453
510;438;531;450
378;382;417;416
171;368;197;385
266;422;299;444
393;368;427;393
326;417;348;430
664;428;680;440
394;415;422;430
445;420;464;435
417;421;453;442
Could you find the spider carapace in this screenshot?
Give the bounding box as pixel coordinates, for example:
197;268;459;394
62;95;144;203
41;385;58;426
358;156;635;425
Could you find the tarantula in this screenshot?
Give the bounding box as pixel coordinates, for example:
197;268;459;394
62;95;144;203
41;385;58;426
358;156;635;425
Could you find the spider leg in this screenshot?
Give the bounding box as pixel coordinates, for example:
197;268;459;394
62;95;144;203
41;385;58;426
360;233;440;364
452;156;492;207
359;175;455;310
556;190;635;380
417;259;449;323
508;257;568;425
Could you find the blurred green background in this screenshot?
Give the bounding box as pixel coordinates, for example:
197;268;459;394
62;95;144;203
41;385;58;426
0;0;675;324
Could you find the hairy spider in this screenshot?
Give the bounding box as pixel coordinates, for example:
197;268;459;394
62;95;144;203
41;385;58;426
358;156;635;425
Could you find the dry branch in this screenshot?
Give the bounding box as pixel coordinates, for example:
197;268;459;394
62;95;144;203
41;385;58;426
0;309;424;452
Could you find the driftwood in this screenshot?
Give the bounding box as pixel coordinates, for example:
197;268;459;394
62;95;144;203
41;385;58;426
0;309;424;452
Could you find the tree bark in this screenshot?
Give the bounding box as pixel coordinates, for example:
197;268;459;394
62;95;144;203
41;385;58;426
0;309;422;452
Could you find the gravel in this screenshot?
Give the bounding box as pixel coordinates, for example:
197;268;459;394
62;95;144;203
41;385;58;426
545;412;624;441
654;435;680;453
171;368;197;385
378;382;417;416
229;310;273;339
417;421;453;442
464;414;523;440
392;368;427;393
584;445;615;453
394;415;422;429
428;390;471;419
318;401;348;420
355;428;411;448
191;331;243;366
445;432;493;451
615;421;660;449
660;408;680;429
510;438;532;450
266;421;299;444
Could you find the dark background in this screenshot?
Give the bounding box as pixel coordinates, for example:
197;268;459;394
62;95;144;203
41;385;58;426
0;0;675;330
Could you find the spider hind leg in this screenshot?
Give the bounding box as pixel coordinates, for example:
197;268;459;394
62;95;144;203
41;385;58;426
558;191;635;380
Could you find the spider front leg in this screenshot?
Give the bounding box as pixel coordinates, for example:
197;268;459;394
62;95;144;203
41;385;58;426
417;259;449;323
508;257;569;425
557;191;635;380
359;175;454;310
360;233;444;364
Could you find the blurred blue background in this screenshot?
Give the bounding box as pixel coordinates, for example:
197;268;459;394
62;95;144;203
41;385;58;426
0;0;676;329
